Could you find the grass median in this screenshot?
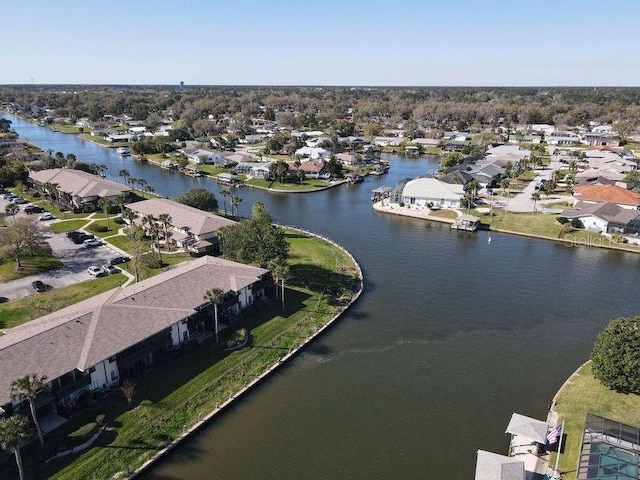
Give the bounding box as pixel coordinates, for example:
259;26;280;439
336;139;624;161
27;230;360;480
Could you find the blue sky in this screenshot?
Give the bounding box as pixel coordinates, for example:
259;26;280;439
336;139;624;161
3;0;639;86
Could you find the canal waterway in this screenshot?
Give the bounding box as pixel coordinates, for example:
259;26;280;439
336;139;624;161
5;113;640;479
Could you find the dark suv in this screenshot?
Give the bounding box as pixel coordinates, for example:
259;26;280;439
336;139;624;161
67;231;95;244
24;205;45;214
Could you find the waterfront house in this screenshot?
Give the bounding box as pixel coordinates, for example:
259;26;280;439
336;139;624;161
401;177;464;208
561;201;640;235
0;256;271;418
290;160;328;178
29;168;133;212
186;148;225;165
475;450;524;480
573;184;640;209
234;161;274;179
126;198;236;254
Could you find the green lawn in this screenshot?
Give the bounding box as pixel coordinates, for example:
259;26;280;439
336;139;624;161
104;234;143;253
0;253;64;283
553;362;640;480
478;211;640;251
49;124;86;134
429;209;457;220
246;177;332;191
86;219;123;238
0;274;127;329
49;219;90;234
22;230;360;480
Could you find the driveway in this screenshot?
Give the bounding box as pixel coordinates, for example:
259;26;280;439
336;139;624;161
2;231;127;302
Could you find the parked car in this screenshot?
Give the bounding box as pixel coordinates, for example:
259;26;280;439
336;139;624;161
109;255;130;265
31;280;47;292
87;265;106;277
11;197;27;204
102;264;119;275
68;231;94;244
38;213;56;221
83;238;102;247
24;205;45;214
1;193;17;201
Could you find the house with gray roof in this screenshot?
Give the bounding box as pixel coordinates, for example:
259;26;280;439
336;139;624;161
0;256;271;417
126;198;237;254
29;168;133;213
562;201;640;235
475;450;524;480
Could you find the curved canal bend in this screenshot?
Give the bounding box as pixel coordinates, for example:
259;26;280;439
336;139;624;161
5;113;640;479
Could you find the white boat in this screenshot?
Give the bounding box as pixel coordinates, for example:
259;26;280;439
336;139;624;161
116;146;130;156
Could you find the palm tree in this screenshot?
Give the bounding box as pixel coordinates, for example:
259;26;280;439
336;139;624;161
294;159;303;185
204;288;225;343
230;195;242;217
0;414;32;480
500;178;510;213
157;213;172;249
97;197;111;231
5;203;19;221
41;182;59;204
531;192;541;215
10;374;48;446
268;259;290;310
219;189;230;215
142;214;162;263
118;169;130;186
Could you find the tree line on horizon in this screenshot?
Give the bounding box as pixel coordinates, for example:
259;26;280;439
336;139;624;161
3;85;640;137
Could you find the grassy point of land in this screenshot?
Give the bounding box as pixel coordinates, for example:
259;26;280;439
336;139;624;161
246;177;332;191
552;362;640;480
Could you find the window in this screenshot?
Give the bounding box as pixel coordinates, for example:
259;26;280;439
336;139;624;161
183;331;188;340
108;356;116;363
88;366;96;374
111;370;118;381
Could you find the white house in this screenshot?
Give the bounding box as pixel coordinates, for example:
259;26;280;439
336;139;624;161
401;177;464;208
294;146;329;159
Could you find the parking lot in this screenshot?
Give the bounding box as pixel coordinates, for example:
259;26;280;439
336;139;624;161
1;214;130;301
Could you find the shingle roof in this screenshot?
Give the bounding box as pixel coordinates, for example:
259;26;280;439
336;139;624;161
30;168;132;199
475;450;524;480
0;256;268;405
127;198;236;236
562;201;640;224
505;413;549;444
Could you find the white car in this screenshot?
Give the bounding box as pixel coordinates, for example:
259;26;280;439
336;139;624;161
102;264;119;275
87;265;105;277
38;213;56;221
83;238;102;247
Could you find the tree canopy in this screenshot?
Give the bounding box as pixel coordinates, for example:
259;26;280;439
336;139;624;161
218;202;288;268
175;188;218;212
591;316;640;394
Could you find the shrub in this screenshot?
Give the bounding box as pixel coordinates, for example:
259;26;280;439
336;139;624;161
399;202;405;207
556;216;568;224
570;218;583;228
143;253;163;269
88;224;109;233
113;216;125;225
68;422;98;440
96;414;105;426
591;316;640;393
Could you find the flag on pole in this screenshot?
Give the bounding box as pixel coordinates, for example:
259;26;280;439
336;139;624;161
547;425;562;444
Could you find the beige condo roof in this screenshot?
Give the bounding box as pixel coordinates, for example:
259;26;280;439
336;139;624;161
0;256;268;405
30;168;132;198
127;198;236;236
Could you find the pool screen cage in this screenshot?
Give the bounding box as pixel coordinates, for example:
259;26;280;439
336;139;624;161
576;413;640;480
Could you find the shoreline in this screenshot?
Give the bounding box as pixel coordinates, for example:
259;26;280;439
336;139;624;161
128;226;364;479
373;201;640;254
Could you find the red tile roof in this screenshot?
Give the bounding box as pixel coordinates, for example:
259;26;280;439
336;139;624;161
573;184;640;206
